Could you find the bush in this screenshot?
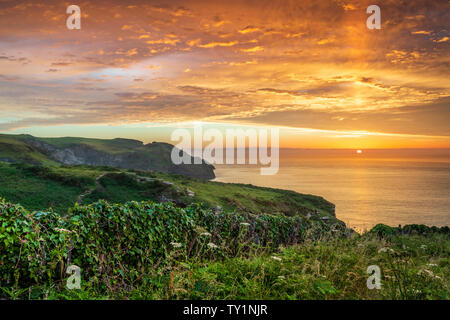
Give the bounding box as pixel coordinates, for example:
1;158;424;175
0;199;71;287
370;223;449;238
0;198;337;289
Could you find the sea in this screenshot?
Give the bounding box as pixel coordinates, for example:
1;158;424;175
213;149;450;232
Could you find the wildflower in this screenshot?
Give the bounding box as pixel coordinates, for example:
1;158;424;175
419;269;442;280
240;222;250;227
200;232;212;237
55;228;72;233
207;242;219;249
170;242;182;248
271;256;282;262
378;247;394;253
277;275;285;280
419;269;433;276
420;245;427;249
427;263;438;267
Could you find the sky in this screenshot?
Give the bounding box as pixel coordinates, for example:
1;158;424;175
0;0;449;148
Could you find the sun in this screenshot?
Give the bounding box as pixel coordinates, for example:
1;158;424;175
356;149;363;154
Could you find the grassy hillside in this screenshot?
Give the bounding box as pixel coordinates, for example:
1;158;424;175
0;162;336;220
0;134;58;166
37;136;144;154
0;163;90;212
0;133;215;179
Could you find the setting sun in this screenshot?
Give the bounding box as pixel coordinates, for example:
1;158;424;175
356;150;363;154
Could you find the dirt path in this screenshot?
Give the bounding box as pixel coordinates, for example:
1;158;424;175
77;173;107;205
76;171;188;205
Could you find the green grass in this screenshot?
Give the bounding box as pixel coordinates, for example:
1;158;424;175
5;232;448;300
81;173;177;205
0;163;88;212
0;135;58;166
37;137;143;154
164;233;448;300
0;163;335;219
150;171;335;217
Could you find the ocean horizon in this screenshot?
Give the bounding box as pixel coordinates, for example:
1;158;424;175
214;149;450;232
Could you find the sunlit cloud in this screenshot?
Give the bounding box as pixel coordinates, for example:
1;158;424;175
0;0;448;148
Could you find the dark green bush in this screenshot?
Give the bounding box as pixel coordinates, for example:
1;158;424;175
370;223;449;238
1;198;335;289
0;199;70;287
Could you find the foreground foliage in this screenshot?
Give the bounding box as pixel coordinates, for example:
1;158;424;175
0;198;448;300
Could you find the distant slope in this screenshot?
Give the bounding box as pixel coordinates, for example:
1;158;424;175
0;134;58;166
0;134;215;180
0;162;338;222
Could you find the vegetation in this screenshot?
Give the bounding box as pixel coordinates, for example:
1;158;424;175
0;134;58;166
0;133;215;179
0;162;336;220
0;163;89;212
0;197;448;300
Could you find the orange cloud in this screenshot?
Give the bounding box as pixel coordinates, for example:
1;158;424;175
198;41;239;48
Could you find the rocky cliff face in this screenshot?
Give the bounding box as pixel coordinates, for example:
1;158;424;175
24;136;215;180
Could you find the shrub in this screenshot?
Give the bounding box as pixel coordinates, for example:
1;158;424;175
0;198;337;289
0;199;71;287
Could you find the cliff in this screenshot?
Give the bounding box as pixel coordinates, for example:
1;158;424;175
0;134;215;180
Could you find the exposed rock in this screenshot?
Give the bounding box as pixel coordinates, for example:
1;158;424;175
24;136;215;180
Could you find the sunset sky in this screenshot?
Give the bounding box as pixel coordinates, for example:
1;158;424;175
0;0;449;148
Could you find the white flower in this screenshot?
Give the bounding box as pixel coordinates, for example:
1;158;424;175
277;275;285;280
240;222;250;227
271;256;282;262
424;269;434;276
170;242;182;248
207;242;219;249
200;232;212;237
378;247;394;253
420;245;427;249
419;269;442;280
428;263;438;267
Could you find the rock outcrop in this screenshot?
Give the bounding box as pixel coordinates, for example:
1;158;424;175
23;136;215;180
